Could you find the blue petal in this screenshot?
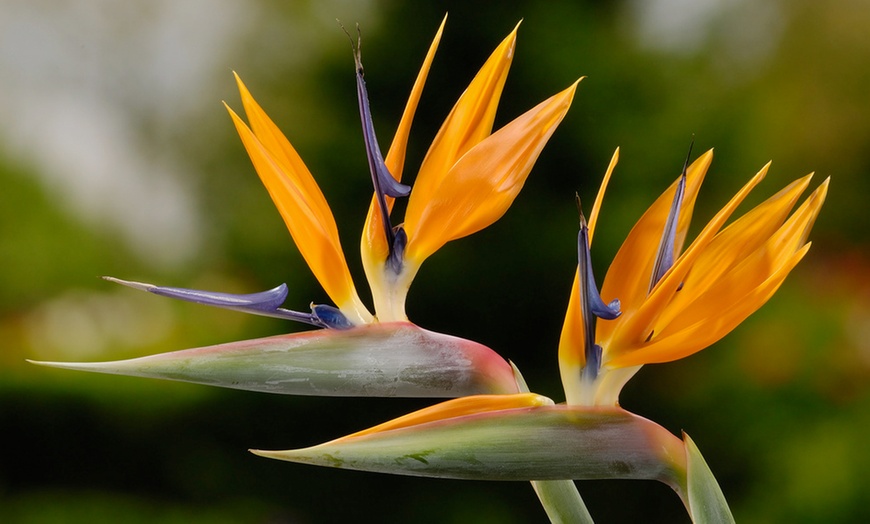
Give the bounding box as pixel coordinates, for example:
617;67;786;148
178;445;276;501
581;343;603;383
148;282;289;311
650;141;693;291
350;32;410;199
576;213;622;380
103;277;323;326
578;226;621;321
349;30;410;273
355;62;411;199
649;173;685;290
311;304;355;330
387;226;408;274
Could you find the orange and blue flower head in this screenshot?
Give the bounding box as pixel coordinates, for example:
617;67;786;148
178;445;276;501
29;18;828;521
110;20;577;330
33;19;577;399
559;147;828;405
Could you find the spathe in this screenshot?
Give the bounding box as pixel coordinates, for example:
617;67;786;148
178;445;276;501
30;322;519;397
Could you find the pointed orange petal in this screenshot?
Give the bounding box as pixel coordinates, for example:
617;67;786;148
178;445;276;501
342;393;552;440
610;243;810;367
597;150;712;342
685;174;813;279
225;101;371;323
404;81;578;263
604;163;767;362
385;15;446;180
587;148;619;243
653;174;814;331
611;176;826;367
405;23;519;229
361;17;446;271
558;269;585;396
660;208;816;339
234;74;332;225
772;176;829;248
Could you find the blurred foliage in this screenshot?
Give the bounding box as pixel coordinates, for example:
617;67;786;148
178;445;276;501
2;0;869;522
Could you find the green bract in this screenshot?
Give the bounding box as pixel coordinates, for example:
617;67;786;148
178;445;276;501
30;322;519;397
252;405;686;485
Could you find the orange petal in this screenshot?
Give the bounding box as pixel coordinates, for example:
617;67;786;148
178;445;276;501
558;269;586;393
604;162;767;363
361;17;445;272
234;74;331;222
588;148;619;243
597;150;712;341
610;244;810;367
653;174;814;331
225;93;371;323
341;393;552;440
404;23;519;237
404;81;578;263
385;16;446;182
609;174;827;368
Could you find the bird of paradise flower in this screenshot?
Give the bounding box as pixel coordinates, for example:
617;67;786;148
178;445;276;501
31;20;577;399
29;17;828;524
252;148;827;522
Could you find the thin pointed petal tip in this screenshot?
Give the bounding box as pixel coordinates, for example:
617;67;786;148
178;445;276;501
26;359;74;369
102;275;151;292
249;448;277;459
507;20;521;44
815;175;831;199
555;78;582;104
403;77;580;264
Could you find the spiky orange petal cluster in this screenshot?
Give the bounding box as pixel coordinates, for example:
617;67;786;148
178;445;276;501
558;149;827;404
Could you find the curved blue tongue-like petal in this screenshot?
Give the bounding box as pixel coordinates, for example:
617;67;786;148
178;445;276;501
649;141;693;291
649;172;685;291
348;26;411;272
353;44;411;200
102;276;342;328
576;211;621;381
578;224;621;321
311;304;355;330
356;57;411;199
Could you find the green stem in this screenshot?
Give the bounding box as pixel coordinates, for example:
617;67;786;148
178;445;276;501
531;480;594;523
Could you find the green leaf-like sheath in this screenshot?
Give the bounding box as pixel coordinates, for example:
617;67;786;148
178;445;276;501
685;433;735;524
29;322;519;397
253;405;687;488
532;480;595;524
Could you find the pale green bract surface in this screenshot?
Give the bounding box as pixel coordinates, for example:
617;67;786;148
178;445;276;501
685;433;736;524
513;362;595;523
29;322;519;397
252;406;686;486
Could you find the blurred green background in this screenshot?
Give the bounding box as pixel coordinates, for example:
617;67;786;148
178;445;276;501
2;0;868;522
